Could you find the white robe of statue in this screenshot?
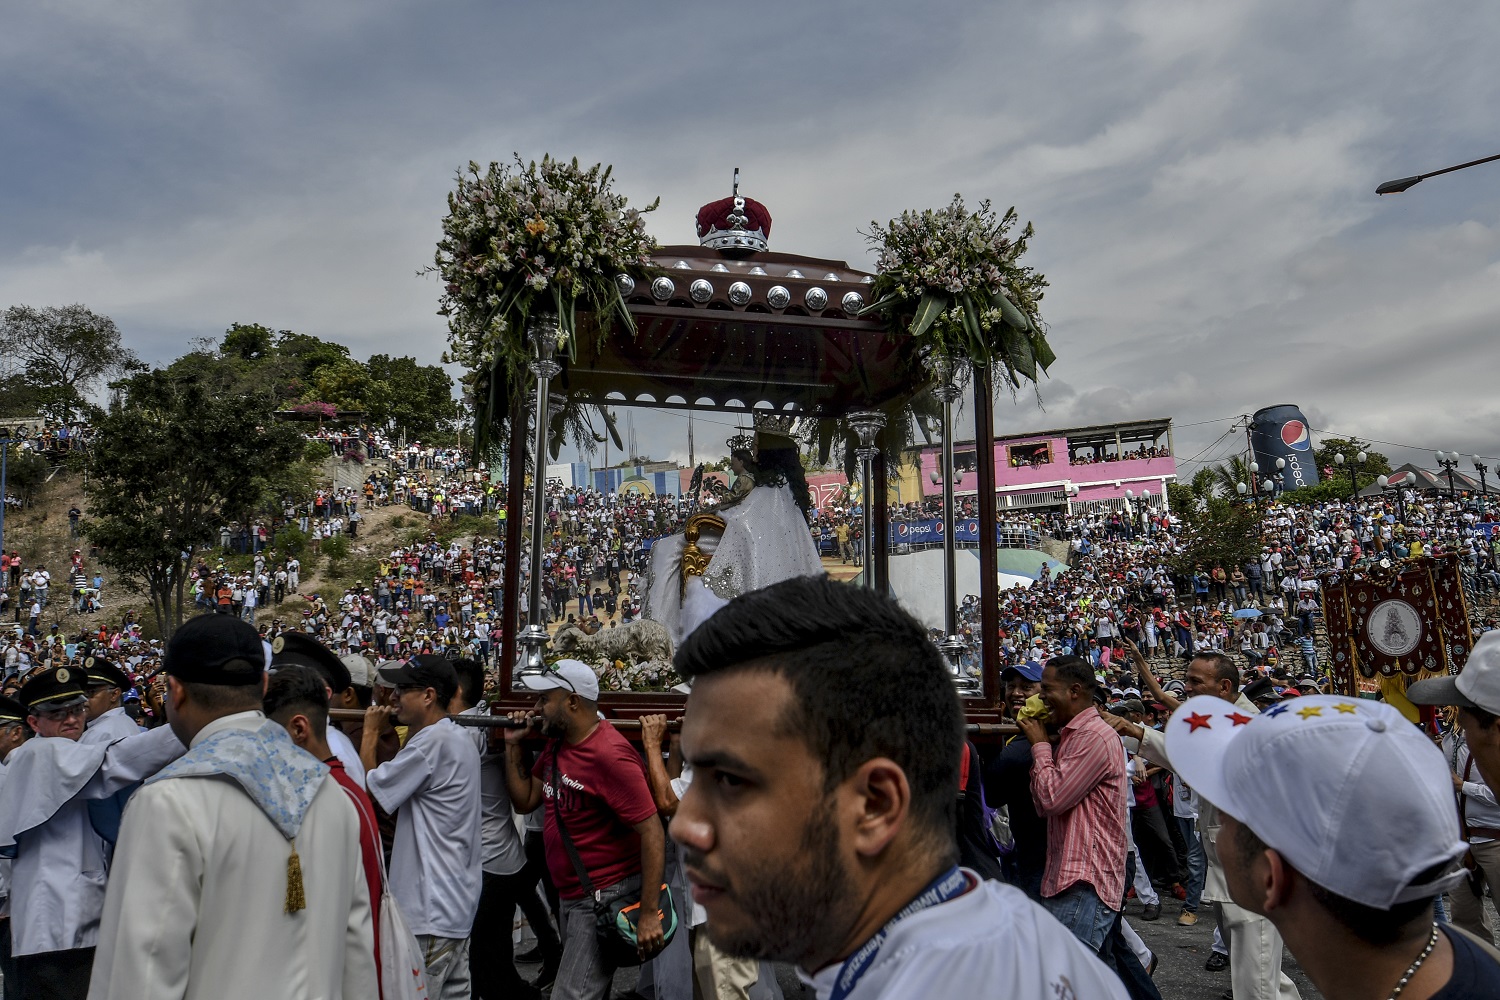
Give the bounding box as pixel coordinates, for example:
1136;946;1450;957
645;482;823;646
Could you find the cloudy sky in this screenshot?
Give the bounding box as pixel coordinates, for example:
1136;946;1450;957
3;1;1497;476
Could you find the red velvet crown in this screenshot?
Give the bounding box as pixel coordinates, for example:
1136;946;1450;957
696;196;772;253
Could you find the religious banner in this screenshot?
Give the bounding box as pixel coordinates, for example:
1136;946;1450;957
1321;573;1357;696
1321;556;1473;689
1428;552;1475;672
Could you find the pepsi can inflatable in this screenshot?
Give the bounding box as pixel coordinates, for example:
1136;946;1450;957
1251;405;1320;490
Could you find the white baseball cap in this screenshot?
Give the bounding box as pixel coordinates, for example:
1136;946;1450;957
521;659;600;701
1166;694;1466;909
1406;630;1500;714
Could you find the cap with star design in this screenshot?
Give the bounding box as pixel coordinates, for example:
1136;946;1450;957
1164;694;1465;910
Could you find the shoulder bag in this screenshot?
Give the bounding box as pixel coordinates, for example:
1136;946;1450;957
551;755;677;967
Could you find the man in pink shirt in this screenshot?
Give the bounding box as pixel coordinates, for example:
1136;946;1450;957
1017;654;1128;952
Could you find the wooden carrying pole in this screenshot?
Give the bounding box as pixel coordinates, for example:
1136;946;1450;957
328;708;1015;737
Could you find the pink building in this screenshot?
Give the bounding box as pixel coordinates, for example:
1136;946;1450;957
910;417;1176;514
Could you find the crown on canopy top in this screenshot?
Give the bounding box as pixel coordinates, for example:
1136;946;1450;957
696;169;771;254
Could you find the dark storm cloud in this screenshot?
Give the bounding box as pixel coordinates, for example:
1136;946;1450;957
2;0;1497;468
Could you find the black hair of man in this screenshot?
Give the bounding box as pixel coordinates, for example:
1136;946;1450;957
263;664;330;734
1232;820;1440;946
1193;651;1241;691
1046;654;1096;695
452;658;484;708
674;575;963;860
180;681;265;713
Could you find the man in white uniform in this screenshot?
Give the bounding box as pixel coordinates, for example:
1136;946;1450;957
0;667;184;1000
87;612;376;1000
669;577;1127;1000
79;657;141;745
0;695;32;998
362;654;482;999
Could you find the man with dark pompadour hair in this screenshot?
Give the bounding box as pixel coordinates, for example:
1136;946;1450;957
669;576;1127;1000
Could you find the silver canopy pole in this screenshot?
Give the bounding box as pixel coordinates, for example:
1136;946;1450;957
515;313;562;681
847;410;887;588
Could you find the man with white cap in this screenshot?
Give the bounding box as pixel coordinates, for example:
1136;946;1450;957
1107;649;1301;999
1407;631;1500;942
502;659;667;1000
1163;692;1499;997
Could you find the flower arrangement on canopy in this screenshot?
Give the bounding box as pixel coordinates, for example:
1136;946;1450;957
861;195;1055;391
433;155;659;455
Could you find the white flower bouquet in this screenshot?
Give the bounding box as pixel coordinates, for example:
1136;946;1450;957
863;195;1055;390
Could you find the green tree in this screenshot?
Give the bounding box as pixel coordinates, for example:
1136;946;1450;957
365;354;458;441
309;358;375;411
0;304;142;419
1312;436;1391;493
1;442;50;504
1168;491;1262;577
221;322;275;362
83;363;304;638
276;331;350;382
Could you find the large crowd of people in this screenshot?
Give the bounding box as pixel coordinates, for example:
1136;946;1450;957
4;430;1500;999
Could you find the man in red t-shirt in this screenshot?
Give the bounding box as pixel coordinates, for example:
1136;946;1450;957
264;665;383;985
504;660;665;1000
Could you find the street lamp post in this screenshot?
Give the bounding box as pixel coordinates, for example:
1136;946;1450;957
1435;452;1461;499
1474;456;1491;518
1377;471;1418;523
1333;451;1366;506
1377;152;1500;195
0;435;10;576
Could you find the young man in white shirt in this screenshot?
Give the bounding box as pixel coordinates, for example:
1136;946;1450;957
362;654;482;1000
669;576;1127;1000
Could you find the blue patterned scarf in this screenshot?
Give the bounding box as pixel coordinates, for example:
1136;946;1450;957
148;719;325;839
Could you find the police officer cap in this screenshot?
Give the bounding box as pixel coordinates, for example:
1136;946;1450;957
0;695;27;724
269;631;352;693
165;614;266;685
82;655;131;691
18;666;88;712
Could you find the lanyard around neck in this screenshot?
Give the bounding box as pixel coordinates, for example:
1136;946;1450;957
827;866;968;1000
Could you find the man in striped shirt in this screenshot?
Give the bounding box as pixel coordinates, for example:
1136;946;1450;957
1017;654;1128;952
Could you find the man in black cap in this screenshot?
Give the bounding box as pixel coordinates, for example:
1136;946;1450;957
362;654;481;1000
269;631;367;783
0;665;183;1000
0;694;31;1000
79;656;141;745
89;612;376;1000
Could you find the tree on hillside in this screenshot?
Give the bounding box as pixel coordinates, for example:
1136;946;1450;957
365;354;458;442
83;363;303;638
0;304;142;419
276;331;350;382
1167;489;1262;577
221;322;275;362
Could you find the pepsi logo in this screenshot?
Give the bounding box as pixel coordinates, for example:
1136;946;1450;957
935;522;945;534
897;523;908;537
1280;420;1312;452
966;520;979;534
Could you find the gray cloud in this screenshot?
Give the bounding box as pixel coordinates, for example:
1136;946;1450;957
2;0;1498;473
